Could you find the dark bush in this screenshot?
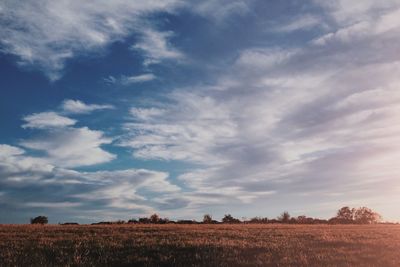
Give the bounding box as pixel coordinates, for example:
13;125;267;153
277;211;290;223
30;216;48;225
203;214;213;224
222;214;241;224
60;222;79;225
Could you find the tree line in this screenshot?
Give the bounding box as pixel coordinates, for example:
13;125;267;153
31;206;383;225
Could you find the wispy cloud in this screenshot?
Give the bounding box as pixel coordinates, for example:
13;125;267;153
0;144;25;156
0;0;257;80
22;112;76;129
20;101;116;168
0;145;182;220
130;107;165;121
121;91;236;163
118;2;400;217
0;0;183;80
20;126;115;168
122;74;157;84
61;99;114;114
312;7;400;45
314;0;400;25
132;29;183;66
104;73;156;85
274;15;322;32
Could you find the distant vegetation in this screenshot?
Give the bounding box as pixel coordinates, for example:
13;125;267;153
122;206;382;225
43;206;383;226
30;216;48;225
330;206;382;224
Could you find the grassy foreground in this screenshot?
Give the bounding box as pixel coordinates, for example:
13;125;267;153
0;224;399;266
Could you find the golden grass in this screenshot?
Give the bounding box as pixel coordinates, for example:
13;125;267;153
0;224;399;266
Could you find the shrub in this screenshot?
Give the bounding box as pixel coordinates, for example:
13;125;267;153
277;211;290;223
30;216;48;225
222;214;241;224
203;214;213;224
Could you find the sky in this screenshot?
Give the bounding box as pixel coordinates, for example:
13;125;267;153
1;0;400;224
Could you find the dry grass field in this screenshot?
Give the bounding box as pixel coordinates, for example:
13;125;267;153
0;224;399;266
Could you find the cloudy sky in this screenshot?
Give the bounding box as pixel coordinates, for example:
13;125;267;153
1;0;400;223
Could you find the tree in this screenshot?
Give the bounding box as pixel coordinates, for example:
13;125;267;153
222;214;240;224
150;213;160;223
354;207;381;224
278;211;290;223
331;206;381;224
30;216;48;225
336;206;355;223
203;214;213;224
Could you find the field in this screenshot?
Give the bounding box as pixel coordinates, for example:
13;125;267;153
1;224;400;266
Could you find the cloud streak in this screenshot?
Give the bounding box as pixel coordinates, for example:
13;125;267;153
61;99;114;114
132;29;184;66
22;112;77;129
104;73;156;85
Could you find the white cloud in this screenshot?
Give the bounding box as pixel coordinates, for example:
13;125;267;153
312;21;371;45
61;99;114;114
0;144;25;157
130;107;165;121
0;145;183;219
375;8;400;34
74;169;180;204
0;0;183;80
314;0;400;25
312;1;400;45
121;73;157;84
0;0;257;80
235;48;298;71
121;92;236;163
20;127;115;168
19;101;117;168
119;4;400;218
22;112;76;129
105;73;156;85
132;29;183;66
0;145;54;183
